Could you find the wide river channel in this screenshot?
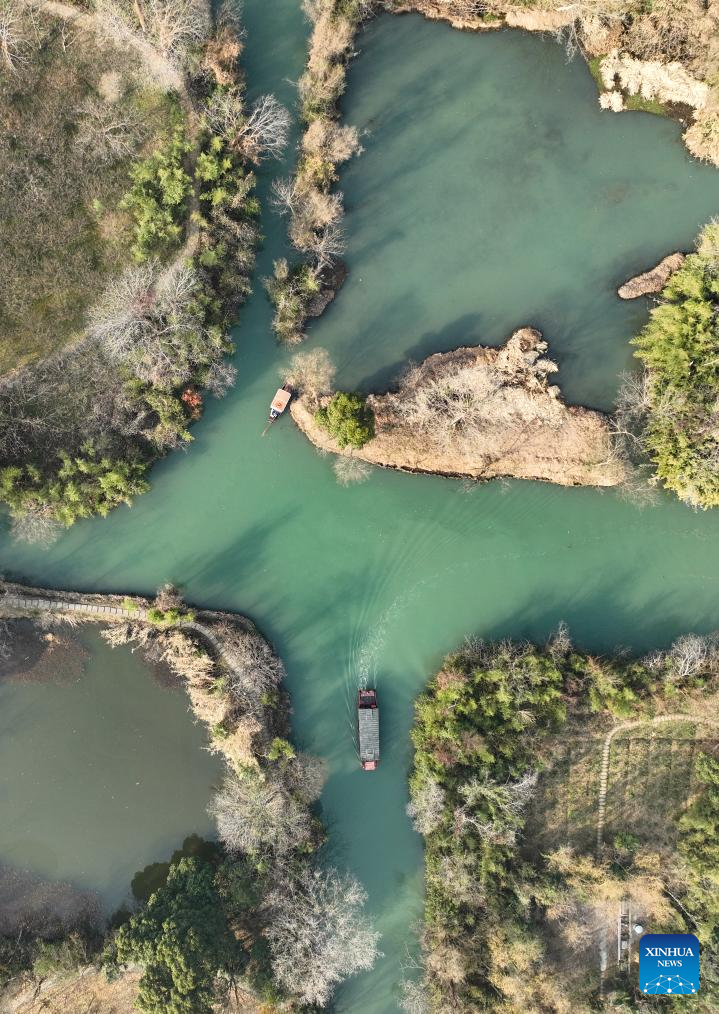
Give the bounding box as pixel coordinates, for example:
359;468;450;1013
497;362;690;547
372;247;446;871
3;7;719;1011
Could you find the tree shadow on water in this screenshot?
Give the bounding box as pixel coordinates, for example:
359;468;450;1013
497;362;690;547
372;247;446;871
357;311;488;394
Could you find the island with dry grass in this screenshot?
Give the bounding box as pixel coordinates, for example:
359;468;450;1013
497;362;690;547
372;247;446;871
289;330;624;488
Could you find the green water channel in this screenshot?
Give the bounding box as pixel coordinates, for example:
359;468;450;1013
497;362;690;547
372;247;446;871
2;8;719;1011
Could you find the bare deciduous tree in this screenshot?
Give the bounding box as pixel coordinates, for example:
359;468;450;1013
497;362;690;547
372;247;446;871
74;96;141;165
407;779;446;836
242;94;291;161
9;507;62;548
211;770;313;858
214;623;286;715
436;852;485;908
0;0;25;71
210;92;291;162
205;359;237;398
88;261;214;388
334;456;371;486
547;620;572;660
283;347;335;401
0;345;139;467
270;176;301;218
137;0;211;61
307;219;345;271
203;86;246;139
399;978;431;1014
454;772;537;844
286;752;328;803
302;118;360;163
644;631;719;680
264;867;381;1007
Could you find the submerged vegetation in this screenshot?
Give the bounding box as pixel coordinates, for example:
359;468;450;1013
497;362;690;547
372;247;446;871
0;0;288;540
407;631;719;1012
616;222;719;509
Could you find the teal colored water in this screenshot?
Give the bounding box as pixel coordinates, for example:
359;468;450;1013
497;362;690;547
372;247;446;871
0;629;221;910
2;9;719;1011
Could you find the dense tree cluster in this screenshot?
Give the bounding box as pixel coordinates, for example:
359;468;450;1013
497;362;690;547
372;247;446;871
622;222;719;509
315;391;375;448
408;632;719;1012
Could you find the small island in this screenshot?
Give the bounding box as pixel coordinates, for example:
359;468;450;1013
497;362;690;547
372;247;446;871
291;329;624;488
618;252;686;299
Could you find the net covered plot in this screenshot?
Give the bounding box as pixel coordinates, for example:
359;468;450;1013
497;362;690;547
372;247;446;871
604;725;719;849
525;721;719;857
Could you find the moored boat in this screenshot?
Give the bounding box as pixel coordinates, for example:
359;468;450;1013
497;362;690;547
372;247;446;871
358;689;379;771
269;383;292;421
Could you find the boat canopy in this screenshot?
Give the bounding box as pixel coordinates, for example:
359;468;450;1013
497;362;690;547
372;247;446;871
271;388;292;414
359;708;380;762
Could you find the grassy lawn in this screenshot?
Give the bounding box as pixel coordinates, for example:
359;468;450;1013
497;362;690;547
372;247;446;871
525;733;605;855
0;9;181;373
604;722;713;848
624;93;670;117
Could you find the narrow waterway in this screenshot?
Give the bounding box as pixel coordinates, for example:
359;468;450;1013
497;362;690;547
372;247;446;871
2;9;719;1011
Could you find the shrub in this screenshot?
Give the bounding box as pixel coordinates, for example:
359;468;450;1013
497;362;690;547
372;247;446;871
121;129;192;262
265;260;321;344
32;934;89;977
267;737;296;762
0;448;149;526
315;392;374;448
146;606;194;626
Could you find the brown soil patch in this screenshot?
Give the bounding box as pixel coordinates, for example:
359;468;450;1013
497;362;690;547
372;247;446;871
0;966;140;1014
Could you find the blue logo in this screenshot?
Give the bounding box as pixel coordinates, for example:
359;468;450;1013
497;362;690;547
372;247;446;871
639;933;699;995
